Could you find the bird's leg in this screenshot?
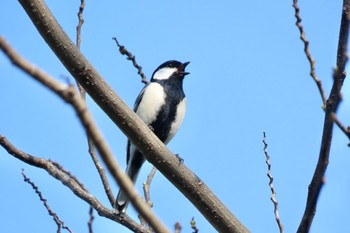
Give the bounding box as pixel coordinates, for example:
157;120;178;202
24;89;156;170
174;154;184;164
148;125;154;132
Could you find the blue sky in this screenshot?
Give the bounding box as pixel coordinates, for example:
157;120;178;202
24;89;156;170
1;1;349;233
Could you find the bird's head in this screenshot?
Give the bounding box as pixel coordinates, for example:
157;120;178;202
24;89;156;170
151;60;190;82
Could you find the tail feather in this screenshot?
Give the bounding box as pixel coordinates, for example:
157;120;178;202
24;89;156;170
115;144;145;212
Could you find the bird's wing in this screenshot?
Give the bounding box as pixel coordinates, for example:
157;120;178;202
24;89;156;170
127;83;148;163
133;83;149;111
126;139;131;164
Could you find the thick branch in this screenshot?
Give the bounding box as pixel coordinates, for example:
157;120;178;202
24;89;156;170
0;136;150;233
17;0;249;232
0;36;169;233
297;1;350;232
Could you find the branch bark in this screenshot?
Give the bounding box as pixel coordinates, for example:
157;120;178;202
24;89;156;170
17;0;249;232
0;36;169;233
297;1;350;232
0;136;150;233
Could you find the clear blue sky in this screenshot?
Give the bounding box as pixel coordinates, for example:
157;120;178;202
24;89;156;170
1;1;349;233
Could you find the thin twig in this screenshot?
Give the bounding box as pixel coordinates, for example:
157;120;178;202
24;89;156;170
88;207;94;233
0;136;150;233
140;166;157;228
112;37;148;84
75;0;86;96
292;0;327;107
87;137;115;206
297;1;350;232
331;112;350;141
74;0;115;209
21;169;73;233
262;132;284;233
76;0;85;50
75;3;98;231
293;0;350;143
50;160;97;232
143;166;157;208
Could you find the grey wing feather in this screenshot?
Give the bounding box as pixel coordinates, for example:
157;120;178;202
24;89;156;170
133;84;149;111
127;84;148;163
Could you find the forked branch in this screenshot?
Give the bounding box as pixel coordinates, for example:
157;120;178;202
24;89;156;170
296;1;350;232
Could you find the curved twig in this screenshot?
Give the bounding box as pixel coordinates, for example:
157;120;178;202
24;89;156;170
112;37;148;84
262;132;284;233
22;169;73;233
292;0;327;107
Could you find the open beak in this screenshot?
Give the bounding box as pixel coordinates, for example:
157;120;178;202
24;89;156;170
177;61;190;76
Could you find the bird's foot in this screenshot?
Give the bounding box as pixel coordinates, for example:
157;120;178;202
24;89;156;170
148;125;154;132
174;154;184;164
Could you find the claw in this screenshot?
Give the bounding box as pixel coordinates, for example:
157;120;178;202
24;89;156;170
174;154;184;164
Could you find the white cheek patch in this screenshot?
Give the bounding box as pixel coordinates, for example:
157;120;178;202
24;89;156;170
153;67;177;80
165;98;186;144
136;83;166;125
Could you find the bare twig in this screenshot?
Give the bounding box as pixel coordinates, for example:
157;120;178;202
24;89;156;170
75;0;86;96
88;207;94;233
140;166;157;228
143;166;157;208
74;0;115;209
0;136;150;233
190;217;199;233
297;1;350;232
331;112;350;141
76;0;85;50
87;138;115;206
262;132;284;233
75;3;99;231
50;160;97;233
21;169;73;233
293;0;350;143
0;36;169;233
112;37;148;84
50;160;96;232
292;0;327;107
174;222;181;233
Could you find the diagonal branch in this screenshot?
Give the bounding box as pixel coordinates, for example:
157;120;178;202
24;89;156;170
15;0;249;232
0;136;150;233
297;1;350;232
0;36;169;233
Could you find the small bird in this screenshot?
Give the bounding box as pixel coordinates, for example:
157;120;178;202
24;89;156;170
115;60;190;212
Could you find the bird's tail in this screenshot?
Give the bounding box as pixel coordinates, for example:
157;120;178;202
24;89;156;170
115;149;144;213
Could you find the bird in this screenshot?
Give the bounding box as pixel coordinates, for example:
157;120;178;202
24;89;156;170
115;60;190;212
